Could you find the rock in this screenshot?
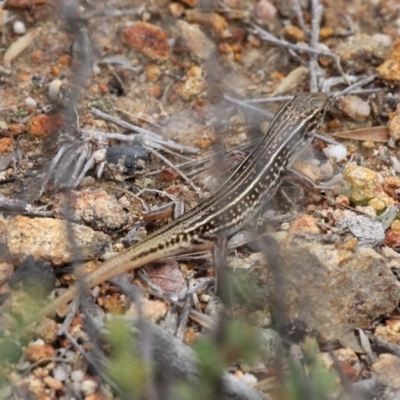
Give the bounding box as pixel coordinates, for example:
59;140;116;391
286;214;320;242
270;234;400;349
368;192;395;212
185;10;228;38
335;33;392;72
388;104;400;141
126;297;169;323
0;215;110;266
291;158;322;182
53;189;128;231
372;354;400;388
26;114;63;139
337;95;371;122
174;66;206;101
177;20;215;60
377;38;400;81
253;0;277;25
383;175;400;200
25;342;55;362
121;22;169;61
375;320;400;346
335;216;385;247
384;220;400;250
343;163;378;203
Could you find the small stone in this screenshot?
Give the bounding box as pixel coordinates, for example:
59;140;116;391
284;25;306;42
0;137;13;154
383;175;400;200
184;327;197;346
13;21;26;35
377;38;400;81
334;348;359;365
291;158;321;182
169;3;185;18
368;192;395;212
337;95;371;122
7;123;25;137
121;22;169;61
177;20;215;60
180;0;198;7
43;376;63;390
48;78;63;101
389;104;400;141
2;215;110;266
275;234;400;349
25;343;55;362
336;33;392;72
146;64;161;82
335;216;385;247
185;10;228;37
372;354;400;388
336;195;350;207
26;114;63;139
53;189;128;231
126;297;168;322
323;144;347;162
384;220;400;249
32;317;59;344
24;97;37;111
53;365;69;381
175;66;206;101
375;320;400;346
343;164;378;203
287;214;320;241
253;0;277;25
71;370;85;382
81;379;98;396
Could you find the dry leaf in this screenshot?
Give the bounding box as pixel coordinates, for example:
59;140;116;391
333;126;390;142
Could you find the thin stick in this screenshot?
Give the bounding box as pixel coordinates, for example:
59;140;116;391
147;147;204;198
293;0;310;36
90;108;200;155
223;95;274;119
250;22;348;81
309;0;323;92
334;74;377;97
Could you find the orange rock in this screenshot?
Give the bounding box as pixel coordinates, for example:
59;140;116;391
121;22;169;61
26;114;63;139
184;327;198;345
287;214;320;243
7;123;25;136
284;25;306;42
377;39;400;81
384;220;400;248
383;175;400;200
0;137;13;154
25;343;55;362
58;54;70;66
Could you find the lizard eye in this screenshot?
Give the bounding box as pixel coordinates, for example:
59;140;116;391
308;93;328;109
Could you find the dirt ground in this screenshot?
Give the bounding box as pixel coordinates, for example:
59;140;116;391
1;0;400;399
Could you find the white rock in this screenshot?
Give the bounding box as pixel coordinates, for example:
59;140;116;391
323;144;347;162
13;21;26;35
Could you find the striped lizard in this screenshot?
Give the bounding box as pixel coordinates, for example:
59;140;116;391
24;92;328;324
